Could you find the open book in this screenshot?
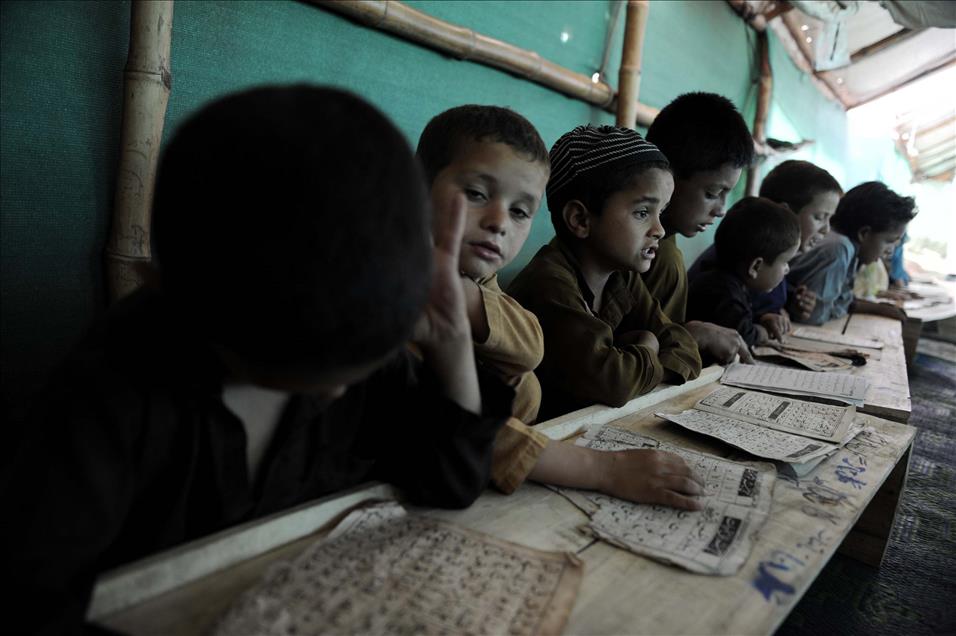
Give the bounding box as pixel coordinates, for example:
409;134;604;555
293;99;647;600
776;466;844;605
656;386;863;465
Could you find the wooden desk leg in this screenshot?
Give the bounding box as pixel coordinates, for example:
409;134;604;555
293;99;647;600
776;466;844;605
836;444;913;568
902;317;923;366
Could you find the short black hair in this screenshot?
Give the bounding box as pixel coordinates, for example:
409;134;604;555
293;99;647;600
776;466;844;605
646;92;755;178
715;197;800;269
416;104;549;185
153;85;432;373
830;181;916;237
548;160;671;242
760;160;842;213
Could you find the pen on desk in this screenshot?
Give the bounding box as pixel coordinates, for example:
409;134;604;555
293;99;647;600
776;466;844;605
841;312;853;334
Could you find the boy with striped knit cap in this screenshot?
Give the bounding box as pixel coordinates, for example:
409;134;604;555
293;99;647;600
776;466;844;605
509;125;702;493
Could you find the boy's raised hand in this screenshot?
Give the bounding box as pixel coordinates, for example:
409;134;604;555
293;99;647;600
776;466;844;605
414;192;471;350
413;193;482;414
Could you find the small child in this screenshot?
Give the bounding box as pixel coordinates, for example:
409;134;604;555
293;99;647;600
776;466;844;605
788;181;916;325
644;92;756;364
5;86;515;633
509;124;702;418
687;197;801;345
419;109;704;508
688;160;843;337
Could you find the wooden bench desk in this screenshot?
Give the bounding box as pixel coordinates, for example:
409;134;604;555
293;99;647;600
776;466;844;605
91;371;915;636
809;314;912;422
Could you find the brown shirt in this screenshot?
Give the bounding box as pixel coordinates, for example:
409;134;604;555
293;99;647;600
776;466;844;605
642;233;688;323
474;274;549;493
508;238;701;420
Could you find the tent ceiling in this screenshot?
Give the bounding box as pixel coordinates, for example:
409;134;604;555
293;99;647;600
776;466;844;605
736;0;956;182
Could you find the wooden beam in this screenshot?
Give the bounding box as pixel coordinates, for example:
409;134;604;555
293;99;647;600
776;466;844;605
105;0;174;303
616;0;651;129
746;30;772;196
309;0;660;127
849;28;919;64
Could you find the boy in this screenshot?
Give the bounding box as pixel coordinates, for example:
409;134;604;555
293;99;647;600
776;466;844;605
687;197;801;345
787;181;915;325
419;108;704;508
688;160;843;338
509;124;702;419
644;92;756;364
4;86;516;634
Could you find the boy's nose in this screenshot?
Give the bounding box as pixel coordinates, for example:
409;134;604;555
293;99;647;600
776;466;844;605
650;216;664;239
481;203;508;234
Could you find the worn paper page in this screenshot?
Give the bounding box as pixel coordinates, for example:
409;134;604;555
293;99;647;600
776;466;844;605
212;502;583;636
556;426;775;576
694;386;854;442
658;409;839;462
789;326;883;350
720;362;868;406
751;345;854;372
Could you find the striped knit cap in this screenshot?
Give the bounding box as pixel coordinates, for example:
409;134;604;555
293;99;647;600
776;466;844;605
547;125;668;208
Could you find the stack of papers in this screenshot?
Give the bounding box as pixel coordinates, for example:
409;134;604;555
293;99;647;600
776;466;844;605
720;362;868;407
657;386;864;469
555;426;775;576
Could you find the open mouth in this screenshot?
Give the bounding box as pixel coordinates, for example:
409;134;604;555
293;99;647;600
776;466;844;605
641;245;658;260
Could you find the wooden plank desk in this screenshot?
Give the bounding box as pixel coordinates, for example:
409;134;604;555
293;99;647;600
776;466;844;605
799;314;911;422
92;374;915;636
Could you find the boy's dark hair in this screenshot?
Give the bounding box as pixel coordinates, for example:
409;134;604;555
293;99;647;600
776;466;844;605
153;85;432;372
545;124;670;242
830;181;916;237
760;160;842;213
416;104;549;185
715;197;800;270
646;92;755;178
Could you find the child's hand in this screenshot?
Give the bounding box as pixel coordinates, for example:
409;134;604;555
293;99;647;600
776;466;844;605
758;311;790;341
413;193;471;352
597;448;705;510
789;285;816;321
686;321;754;365
615;330;660;354
412;193;481;414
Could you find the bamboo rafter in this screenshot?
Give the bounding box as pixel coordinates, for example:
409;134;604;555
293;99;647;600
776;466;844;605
308;0;660;127
616;0;650;129
106;0;174;303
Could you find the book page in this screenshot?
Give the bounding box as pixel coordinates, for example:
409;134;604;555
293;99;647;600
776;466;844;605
789;326;883;350
212;502;582;636
694;386;854;442
555;426;775;576
720;362;868;406
657;409;839;462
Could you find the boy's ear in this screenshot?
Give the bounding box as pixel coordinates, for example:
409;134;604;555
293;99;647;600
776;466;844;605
747;256;764;279
563;200;592;239
857;225;872;243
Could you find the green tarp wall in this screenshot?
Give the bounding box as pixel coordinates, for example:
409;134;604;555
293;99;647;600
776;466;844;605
0;0;862;418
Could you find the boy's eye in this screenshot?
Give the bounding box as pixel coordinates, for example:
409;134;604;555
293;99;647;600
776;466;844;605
464;188;487;202
510;207;531;220
704;191;720;200
633;209;650;220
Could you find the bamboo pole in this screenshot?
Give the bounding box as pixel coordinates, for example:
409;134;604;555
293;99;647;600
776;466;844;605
311;0;659;127
746;30;772;196
106;1;174;303
616;0;650;129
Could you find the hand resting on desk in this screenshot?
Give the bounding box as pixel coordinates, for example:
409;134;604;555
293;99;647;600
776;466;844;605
529;441;705;510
